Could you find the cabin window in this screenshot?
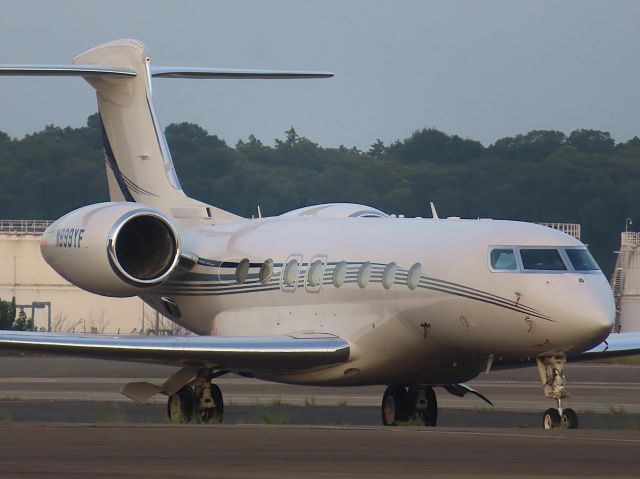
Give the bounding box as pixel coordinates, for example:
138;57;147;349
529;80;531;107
307;260;324;287
565;248;600;271
357;262;372;288
407;263;422;290
520;249;567;271
235;258;250;284
259;259;274;283
490;249;517;271
332;261;348;288
382;263;397;289
283;259;300;287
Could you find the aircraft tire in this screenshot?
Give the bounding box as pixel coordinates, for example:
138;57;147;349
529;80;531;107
198;383;224;424
543;408;561;429
382;385;410;426
561;408;578;429
167;386;194;424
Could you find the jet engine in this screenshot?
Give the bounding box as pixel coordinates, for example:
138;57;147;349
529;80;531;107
41;202;181;297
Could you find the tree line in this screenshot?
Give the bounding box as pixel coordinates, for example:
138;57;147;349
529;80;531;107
1;113;639;275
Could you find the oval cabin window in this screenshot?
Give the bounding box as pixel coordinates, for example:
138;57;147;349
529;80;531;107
357;262;372;288
382;263;397;289
259;259;274;283
307;260;324;287
283;259;299;287
407;263;421;290
332;261;348;288
235;258;250;284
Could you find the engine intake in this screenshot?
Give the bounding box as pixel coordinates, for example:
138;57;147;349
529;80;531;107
109;212;179;284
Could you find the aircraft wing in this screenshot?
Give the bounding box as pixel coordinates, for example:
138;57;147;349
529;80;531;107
0;330;349;371
573;331;640;360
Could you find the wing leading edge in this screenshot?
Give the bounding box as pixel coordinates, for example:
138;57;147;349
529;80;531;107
574;331;640;360
0;331;350;370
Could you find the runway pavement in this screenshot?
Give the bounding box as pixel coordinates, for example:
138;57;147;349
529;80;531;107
1;424;639;478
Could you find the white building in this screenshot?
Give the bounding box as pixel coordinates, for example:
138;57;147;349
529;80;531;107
611;231;640;333
0;220;160;334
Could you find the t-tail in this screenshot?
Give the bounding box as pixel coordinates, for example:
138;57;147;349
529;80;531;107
0;39;332;223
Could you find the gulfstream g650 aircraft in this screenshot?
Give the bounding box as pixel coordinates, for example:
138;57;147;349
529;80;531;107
0;39;638;429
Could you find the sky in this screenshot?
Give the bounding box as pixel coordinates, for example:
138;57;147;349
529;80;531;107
0;0;638;149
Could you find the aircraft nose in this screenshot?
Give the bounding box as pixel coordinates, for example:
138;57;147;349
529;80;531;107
565;276;614;347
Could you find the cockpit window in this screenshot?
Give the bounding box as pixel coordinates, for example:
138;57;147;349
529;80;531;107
565;248;600;271
520;249;567;271
490;249;517;270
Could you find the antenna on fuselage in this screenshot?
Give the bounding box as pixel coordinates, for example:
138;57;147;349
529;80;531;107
429;202;439;219
257;205;262;219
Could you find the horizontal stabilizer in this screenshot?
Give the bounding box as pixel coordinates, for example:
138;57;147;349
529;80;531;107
151;66;333;79
0;65;136;78
0;330;350;370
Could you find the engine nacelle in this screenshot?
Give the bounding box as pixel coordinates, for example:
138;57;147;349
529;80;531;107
41;202;181;297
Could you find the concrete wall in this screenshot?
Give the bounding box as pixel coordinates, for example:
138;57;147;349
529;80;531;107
0;233;149;333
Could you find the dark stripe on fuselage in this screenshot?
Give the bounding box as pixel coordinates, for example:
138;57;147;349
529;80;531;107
100;115;135;202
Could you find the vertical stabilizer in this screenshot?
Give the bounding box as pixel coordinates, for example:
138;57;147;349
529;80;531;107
73;40;240;222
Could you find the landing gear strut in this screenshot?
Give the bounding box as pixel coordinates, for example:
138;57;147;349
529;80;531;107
537;356;578;429
167;371;224;424
381;385;437;426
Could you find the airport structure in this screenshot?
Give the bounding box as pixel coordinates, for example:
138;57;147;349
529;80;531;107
611;230;640;333
0;219;171;334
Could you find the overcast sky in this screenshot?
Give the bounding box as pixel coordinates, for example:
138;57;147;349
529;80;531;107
0;0;638;148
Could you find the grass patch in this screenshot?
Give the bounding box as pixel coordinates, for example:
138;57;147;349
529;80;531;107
396;415;426;427
623;419;640;430
0;411;12;422
270;397;286;407
96;406;127;424
609;405;627;415
261;413;290;425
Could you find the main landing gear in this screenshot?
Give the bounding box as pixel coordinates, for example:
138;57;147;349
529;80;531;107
167;371;224;424
381;385;438;426
537;355;578;429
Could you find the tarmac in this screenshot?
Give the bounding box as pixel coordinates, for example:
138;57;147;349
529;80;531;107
0;356;639;477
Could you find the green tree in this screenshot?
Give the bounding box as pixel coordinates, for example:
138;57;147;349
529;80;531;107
0;297;16;330
568;129;614;154
13;308;34;331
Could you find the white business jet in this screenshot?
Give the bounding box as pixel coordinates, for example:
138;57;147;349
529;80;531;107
0;39;637;429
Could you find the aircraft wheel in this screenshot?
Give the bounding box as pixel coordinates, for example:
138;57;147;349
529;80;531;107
561;408;578;429
382;385;409;426
417;386;438;427
167;386;194;424
543;408;561;429
198;383;224;424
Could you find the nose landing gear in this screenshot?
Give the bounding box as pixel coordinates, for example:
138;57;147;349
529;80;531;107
537;355;578;429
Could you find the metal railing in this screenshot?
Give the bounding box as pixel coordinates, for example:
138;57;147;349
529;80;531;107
538;223;581;240
621;231;640;247
0;220;52;235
